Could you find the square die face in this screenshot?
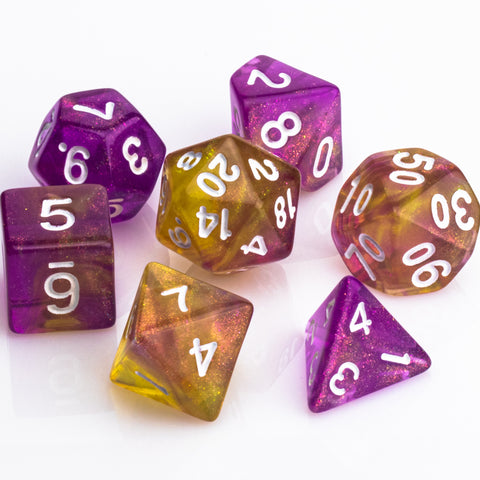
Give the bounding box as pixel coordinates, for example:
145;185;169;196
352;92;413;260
6;246;115;333
1;184;115;333
2;184;113;249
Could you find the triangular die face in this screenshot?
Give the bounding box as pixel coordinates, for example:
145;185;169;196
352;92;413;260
110;335;180;412
306;276;431;413
112;263;253;421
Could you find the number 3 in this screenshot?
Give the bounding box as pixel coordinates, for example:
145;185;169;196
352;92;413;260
329;362;360;396
431;190;475;231
122;136;148;175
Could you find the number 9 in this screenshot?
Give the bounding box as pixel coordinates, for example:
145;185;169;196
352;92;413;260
44;269;80;315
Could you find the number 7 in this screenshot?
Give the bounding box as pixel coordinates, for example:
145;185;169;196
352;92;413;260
161;285;188;312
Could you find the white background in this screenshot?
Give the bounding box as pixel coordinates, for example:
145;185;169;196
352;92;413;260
0;1;478;478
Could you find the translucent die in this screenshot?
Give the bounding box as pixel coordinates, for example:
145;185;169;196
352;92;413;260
331;148;480;295
306;276;431;413
156;134;301;273
28;88;166;222
110;262;253;421
1;184;115;333
230;55;342;191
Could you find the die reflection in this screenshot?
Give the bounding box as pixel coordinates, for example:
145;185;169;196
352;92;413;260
8;328;117;417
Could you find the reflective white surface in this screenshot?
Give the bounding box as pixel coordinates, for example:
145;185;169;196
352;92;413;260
0;1;479;478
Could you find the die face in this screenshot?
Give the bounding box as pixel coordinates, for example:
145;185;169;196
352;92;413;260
110;263;253;421
156;134;300;273
305;276;431;413
1;184;115;333
28;88;166;222
331;148;480;295
230;55;342;191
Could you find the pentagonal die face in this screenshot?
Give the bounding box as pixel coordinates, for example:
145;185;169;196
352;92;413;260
332;148;480;295
230;55;342;191
29;88;166;222
156;134;301;273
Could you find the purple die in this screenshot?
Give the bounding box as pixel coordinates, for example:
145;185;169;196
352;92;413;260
230;55;342;191
1;184;115;333
28;88;166;222
305;276;431;413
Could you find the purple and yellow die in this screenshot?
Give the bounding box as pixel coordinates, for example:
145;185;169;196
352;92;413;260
155;134;301;273
331;148;480;294
110;262;253;421
1;184;115;333
230;55;342;191
28;88;166;222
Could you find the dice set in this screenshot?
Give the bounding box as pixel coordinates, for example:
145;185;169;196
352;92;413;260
1;54;478;420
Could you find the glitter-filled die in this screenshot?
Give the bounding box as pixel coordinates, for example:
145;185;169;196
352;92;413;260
1;184;115;333
230;55;342;191
110;262;253;421
306;276;431;413
28;88;166;222
331;148;480;294
156;134;300;273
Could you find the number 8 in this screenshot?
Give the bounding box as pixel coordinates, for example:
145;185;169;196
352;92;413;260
261;111;302;149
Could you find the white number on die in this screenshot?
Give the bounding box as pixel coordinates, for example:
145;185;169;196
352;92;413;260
344;233;385;281
247;69;292;89
161;285;188;313
40;198;75;231
122;136;148;175
109;198;124;218
44;261;80;315
261;111;302;149
59;143;90;185
177;151;202;171
240;235;268;256
248;158;280;181
274;188;296;229
73;101;115;120
402;242;451;288
329;362;360;396
189;338;217;378
389;151;435;186
168;218;192;249
431;190;475;231
312;136;334;179
197;153;240;197
349;301;372;335
196;206;232;241
340;175;373;216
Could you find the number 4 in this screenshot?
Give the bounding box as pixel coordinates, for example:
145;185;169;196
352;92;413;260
189;338;217;377
349;302;372;335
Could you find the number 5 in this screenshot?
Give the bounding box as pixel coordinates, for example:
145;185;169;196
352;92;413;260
40;198;75;231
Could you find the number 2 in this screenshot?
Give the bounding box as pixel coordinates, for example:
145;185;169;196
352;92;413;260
247;69;291;89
